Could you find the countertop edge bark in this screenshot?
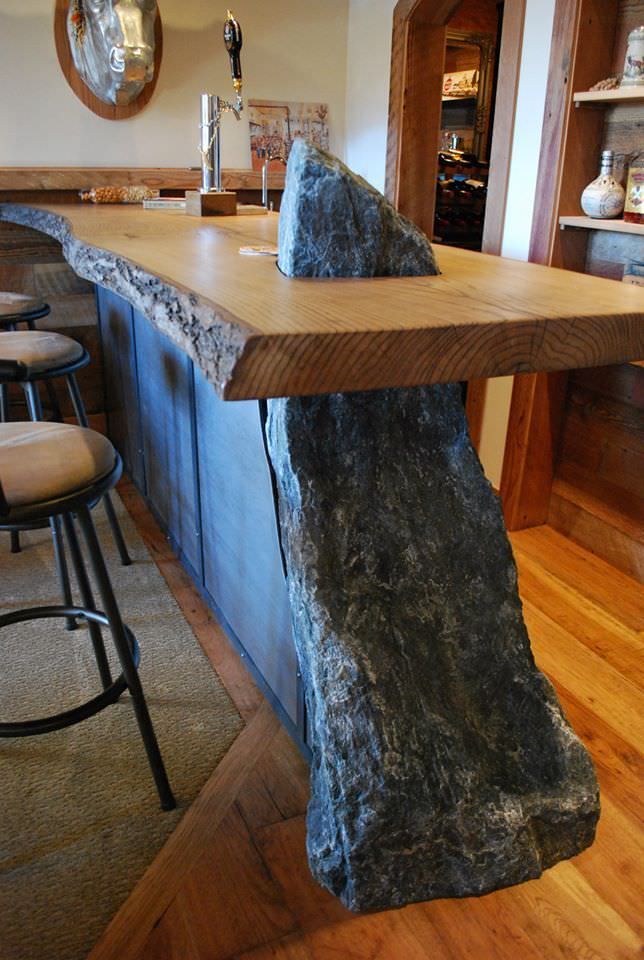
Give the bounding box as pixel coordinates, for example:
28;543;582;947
0;203;254;399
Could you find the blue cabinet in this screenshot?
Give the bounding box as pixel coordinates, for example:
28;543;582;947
96;287;301;742
194;371;298;724
95;288;145;491
133;312;201;580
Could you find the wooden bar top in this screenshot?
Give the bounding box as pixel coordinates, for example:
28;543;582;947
1;202;642;400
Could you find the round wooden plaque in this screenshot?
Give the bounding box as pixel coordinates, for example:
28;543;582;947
54;0;163;121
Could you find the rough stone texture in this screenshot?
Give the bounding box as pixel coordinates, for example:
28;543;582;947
266;142;599;912
0;204;249;397
278;139;439;278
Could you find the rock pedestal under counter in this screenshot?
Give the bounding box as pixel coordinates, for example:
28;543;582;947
0;195;642;911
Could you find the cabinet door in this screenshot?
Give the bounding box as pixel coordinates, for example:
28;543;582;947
95;287;145;490
133;312;202;579
194;370;298;724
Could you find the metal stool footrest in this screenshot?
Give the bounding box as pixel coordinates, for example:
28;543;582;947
0;604;138;737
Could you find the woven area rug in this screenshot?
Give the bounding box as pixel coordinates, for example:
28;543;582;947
0;494;244;960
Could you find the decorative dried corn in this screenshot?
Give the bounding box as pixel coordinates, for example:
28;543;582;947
79;186;160;204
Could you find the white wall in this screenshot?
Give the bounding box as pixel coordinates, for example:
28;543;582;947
344;0;557;485
0;0;348;168
345;0;395;193
499;0;556;261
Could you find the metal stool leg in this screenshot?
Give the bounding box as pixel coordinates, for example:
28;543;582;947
0;383;9;422
66;373;132;567
24;381;78;626
50;516;77;632
4;386;20;554
76;505;175;810
23;381;43;421
44;379;63;422
101;493;133;566
3;383;18;553
62;513;113;688
6;380;26;553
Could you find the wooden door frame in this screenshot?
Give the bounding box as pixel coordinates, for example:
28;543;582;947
385;0;527;250
385;0;528;449
385;0;460;236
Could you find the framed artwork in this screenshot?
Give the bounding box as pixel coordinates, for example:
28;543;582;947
248;100;329;171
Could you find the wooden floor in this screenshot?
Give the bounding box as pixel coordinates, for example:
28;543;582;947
88;480;643;960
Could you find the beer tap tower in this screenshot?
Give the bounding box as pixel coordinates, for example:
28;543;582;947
186;10;244;216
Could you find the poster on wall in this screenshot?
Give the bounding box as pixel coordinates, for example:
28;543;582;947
248;100;329;171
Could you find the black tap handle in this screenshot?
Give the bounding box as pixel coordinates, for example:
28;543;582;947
224;10;243;85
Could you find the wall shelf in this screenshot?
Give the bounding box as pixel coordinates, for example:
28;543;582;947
574;87;644;106
559;216;644;235
504;0;644;579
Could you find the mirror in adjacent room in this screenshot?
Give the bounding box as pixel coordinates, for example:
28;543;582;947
441;30;496;160
435;29;497;253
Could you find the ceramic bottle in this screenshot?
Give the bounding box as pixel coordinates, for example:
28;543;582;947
621;26;644;87
580;150;625;219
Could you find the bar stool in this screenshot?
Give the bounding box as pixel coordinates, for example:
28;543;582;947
0;329;131;568
2;293;67;554
0;292;51;331
0;420;175;810
0;293;60;423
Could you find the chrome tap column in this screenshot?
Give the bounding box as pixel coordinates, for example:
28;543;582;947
200;94;222;194
198;10;243;196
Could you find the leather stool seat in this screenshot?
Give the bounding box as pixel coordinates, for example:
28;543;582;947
0;292;47;322
0;331;85;375
0;422;117;512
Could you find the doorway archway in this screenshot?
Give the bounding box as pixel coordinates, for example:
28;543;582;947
386;0;526;253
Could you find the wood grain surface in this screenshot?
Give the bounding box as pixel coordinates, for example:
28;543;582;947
559;216;644;235
549;362;644;580
573;87;644;103
1;202;643;401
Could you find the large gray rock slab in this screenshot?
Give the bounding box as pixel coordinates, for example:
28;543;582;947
266;386;598;911
266;140;599;912
278;139;439;278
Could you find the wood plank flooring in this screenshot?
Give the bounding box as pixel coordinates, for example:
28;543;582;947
89;482;643;960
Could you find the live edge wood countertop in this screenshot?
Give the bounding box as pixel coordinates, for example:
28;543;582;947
1;202;642;400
